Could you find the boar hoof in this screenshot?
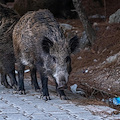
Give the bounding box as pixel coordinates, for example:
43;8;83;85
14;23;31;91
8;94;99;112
1;81;12;89
12;90;18;94
43;96;51;101
35;88;41;92
60;96;69;100
19;90;26;95
6;85;12;89
12;84;18;90
40;95;51;101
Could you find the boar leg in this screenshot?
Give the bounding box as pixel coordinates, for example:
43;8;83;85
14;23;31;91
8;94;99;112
40;72;50;101
8;69;18;90
55;82;68;100
30;66;40;92
17;63;25;94
1;72;12;89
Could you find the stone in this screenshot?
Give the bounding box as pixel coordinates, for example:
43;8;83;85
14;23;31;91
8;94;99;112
109;9;120;23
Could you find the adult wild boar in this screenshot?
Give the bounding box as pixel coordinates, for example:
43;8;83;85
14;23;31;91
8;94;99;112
13;9;79;100
0;3;19;89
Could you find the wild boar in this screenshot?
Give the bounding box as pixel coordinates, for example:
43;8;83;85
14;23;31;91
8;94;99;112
13;9;79;100
0;3;19;89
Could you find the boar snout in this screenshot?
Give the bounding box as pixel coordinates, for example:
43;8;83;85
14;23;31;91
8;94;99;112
57;76;68;90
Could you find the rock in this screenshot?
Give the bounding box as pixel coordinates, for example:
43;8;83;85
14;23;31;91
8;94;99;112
109;9;120;23
70;84;85;95
93;22;99;31
106;26;110;30
89;14;105;19
60;23;73;31
79;31;90;49
106;51;120;63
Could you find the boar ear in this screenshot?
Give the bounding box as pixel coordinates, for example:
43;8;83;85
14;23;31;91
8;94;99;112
42;37;53;53
69;35;79;53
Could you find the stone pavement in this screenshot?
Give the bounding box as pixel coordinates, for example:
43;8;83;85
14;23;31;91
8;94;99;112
0;78;120;120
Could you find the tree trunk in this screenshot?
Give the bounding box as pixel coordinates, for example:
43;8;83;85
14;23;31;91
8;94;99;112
72;0;96;46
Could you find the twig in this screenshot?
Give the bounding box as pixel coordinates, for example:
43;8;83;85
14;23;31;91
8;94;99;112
104;0;107;21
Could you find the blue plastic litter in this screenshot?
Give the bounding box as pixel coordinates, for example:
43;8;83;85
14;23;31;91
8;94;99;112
113;97;120;105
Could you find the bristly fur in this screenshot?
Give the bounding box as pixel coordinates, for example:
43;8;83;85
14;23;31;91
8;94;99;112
0;3;19;72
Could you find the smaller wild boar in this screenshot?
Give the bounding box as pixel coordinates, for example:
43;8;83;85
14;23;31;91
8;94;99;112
13;9;79;100
0;3;19;89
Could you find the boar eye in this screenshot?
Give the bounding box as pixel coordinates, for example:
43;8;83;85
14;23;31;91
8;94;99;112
66;56;71;63
52;56;56;63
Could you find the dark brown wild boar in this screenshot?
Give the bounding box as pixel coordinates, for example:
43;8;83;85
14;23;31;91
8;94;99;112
13;9;79;100
0;3;19;89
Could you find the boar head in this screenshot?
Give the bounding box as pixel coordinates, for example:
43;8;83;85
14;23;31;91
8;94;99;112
42;35;79;90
